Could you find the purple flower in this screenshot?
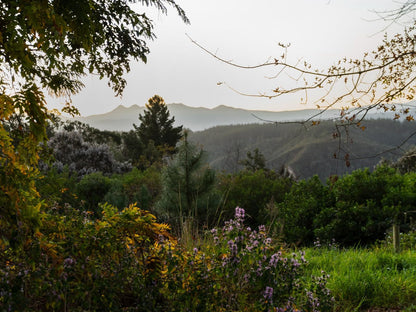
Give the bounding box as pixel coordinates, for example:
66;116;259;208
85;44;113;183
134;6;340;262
227;239;238;255
269;253;281;267
63;257;76;268
291;258;300;268
235;206;245;220
263;286;273;300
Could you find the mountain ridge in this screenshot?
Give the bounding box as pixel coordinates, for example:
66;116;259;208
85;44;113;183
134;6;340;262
71;103;343;131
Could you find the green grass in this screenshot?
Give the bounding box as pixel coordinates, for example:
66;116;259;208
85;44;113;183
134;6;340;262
303;247;416;311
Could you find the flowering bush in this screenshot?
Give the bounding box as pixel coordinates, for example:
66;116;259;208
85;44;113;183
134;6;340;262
162;207;334;311
0;203;174;311
1;205;333;311
200;207;334;311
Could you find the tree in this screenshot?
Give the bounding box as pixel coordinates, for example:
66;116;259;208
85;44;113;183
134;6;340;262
46;131;131;176
135;95;183;154
240;148;267;172
391;146;416;173
156;132;216;233
121;130;145;165
0;0;188;243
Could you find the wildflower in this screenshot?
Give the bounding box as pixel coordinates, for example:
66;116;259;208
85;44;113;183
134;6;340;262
243;274;249;282
256;267;263;276
263;286;273;300
291;258;300;268
235;206;245;220
63;257;76;268
269;253;281;267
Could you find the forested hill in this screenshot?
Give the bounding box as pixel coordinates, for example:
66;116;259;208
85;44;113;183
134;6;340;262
188;119;416;180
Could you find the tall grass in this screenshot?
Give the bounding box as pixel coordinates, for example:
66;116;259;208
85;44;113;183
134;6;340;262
303;247;416;311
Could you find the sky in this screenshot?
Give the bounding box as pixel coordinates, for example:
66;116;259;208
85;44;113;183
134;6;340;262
48;0;407;116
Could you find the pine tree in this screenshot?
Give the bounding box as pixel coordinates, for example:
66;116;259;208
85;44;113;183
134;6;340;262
135;95;183;153
156;132;216;233
240;148;267;172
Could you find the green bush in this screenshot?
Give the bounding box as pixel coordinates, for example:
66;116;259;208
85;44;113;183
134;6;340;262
218;170;293;227
274;176;331;246
273;166;416;247
0;203;174;311
76;172;111;215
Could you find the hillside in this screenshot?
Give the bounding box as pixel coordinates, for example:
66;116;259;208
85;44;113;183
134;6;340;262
188;119;416;180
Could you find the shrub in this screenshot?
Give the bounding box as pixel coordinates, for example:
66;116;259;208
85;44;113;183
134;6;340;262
218;170;293;227
0;203;174;311
274;176;331;246
76;172;112;215
163;207;334;311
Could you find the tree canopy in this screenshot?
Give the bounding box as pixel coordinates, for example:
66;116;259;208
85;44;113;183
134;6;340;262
135;95;183;152
0;0;188;244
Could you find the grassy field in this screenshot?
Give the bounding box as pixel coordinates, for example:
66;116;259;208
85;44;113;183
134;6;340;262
303;247;416;311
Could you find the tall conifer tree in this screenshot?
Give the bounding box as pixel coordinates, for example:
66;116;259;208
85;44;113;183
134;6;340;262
135;95;183;153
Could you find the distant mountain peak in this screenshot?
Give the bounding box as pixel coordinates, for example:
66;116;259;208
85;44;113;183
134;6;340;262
71;103;395;132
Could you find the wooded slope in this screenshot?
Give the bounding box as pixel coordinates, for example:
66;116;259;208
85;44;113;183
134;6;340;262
189;119;416;180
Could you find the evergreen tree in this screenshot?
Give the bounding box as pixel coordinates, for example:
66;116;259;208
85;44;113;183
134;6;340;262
121;130;144;165
135;95;183;153
157;132;216;232
240;148;267;172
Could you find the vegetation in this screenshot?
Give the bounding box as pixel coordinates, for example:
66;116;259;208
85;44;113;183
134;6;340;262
135;95;183;153
130;95;184;167
156;132;217;234
191;119;416;179
0;0;188;245
304;246;416;311
4;117;416;311
3;1;416;311
4;114;413;311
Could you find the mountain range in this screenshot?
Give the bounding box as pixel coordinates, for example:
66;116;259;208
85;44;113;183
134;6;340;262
70;103;402;132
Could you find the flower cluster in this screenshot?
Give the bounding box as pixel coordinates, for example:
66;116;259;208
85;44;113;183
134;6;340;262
203;206;332;311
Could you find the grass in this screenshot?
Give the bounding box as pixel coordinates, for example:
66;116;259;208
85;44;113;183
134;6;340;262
303;246;416;311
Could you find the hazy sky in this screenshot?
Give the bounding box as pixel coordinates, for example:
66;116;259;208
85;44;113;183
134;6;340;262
48;0;406;116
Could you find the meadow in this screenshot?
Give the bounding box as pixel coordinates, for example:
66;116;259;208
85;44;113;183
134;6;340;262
304;246;416;311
